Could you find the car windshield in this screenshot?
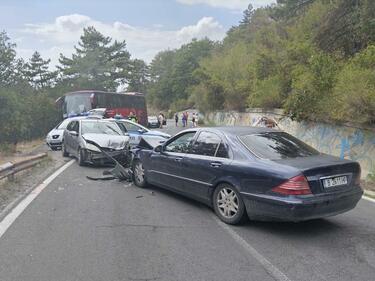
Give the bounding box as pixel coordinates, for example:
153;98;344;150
81;121;123;135
239;132;319;160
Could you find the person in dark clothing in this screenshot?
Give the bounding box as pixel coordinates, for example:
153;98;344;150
174;113;179;126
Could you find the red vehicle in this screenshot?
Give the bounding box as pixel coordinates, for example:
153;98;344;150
56;90;148;126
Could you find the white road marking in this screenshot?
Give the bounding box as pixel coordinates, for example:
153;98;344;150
0;160;75;239
212;215;292;281
362;195;375;204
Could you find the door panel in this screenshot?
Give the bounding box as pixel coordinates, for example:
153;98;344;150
147;131;197;190
178;131;231;201
148;152;186;191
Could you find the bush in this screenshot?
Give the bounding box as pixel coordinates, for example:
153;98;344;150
0;88;59;145
331;45;375;125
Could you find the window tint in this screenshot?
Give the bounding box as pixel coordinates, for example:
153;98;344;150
191;131;223;157
239;132;319;160
115;122;128;134
72;122;79;133
165;132;196;153
216;142;229;158
66;121;74;131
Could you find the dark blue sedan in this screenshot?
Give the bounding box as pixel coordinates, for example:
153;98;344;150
132;127;363;224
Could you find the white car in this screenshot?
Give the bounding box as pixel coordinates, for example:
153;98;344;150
46;116;101;150
46;117;85;150
147;116;159;128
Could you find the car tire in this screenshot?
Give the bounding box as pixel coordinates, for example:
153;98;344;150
132;159;147;188
213;183;246;225
62;143;69;157
77;148;86;166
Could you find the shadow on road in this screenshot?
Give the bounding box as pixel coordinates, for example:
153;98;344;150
242;218;343;237
142;183;345;238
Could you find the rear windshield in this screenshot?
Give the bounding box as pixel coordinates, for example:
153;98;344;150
239;132;319;160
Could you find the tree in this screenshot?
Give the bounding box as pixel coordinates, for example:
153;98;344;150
147;38;215;111
57;26;131;91
24;51;56;90
0;31;23;86
127;59;149;93
240;4;254;25
316;0;375;57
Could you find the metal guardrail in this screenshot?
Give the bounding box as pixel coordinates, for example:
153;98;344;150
0;153;47;181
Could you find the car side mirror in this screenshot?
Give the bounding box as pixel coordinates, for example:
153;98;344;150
138;129;145;134
154;145;163;153
69;131;78;137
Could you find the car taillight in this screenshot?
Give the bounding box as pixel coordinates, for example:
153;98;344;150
272;175;312;195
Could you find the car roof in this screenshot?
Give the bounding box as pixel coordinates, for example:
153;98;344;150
179;126;281;137
212;126;281;136
79;119;114;123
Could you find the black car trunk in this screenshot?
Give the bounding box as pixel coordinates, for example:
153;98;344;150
274;154;361;194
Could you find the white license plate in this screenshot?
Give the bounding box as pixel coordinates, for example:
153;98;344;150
322;176;348;188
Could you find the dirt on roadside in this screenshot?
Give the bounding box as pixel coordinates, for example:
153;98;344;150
0;139;44;165
0;144;69;216
361;180;375;192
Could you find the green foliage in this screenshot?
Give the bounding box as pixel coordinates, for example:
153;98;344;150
150;0;374;125
127;59;149;93
147;38;215;110
58;26;132;91
331;45;375;125
24;51;57;90
193;42;251;111
1;0;375;148
0;31;24;86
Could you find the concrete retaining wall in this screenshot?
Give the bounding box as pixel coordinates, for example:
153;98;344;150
204;109;375;179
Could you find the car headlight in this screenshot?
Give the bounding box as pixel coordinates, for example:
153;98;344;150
86;143;101;152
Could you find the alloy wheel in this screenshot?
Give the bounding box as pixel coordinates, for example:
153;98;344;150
134;162;145;185
217;187;239;219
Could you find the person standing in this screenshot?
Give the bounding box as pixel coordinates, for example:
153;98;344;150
192;113;196;127
174;113;179;127
158;113;164;129
182;112;186;127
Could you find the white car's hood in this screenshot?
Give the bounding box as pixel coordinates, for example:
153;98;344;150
82;133;129;149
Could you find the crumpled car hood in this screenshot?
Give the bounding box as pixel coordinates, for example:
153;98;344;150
83;133;129;149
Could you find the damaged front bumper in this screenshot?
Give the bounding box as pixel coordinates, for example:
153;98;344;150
85;148;130;166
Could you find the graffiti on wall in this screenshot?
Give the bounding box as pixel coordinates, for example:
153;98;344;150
206;110;375;179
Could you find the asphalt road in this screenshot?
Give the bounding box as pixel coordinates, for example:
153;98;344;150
0;122;374;281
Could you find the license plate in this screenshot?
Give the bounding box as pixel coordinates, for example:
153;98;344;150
322;176;348;188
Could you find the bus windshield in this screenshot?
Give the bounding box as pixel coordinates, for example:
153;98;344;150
60;91;148;126
64;93;92;117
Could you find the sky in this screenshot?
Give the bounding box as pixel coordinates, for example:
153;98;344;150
0;0;276;67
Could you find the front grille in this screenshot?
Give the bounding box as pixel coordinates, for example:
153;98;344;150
102;147;124;152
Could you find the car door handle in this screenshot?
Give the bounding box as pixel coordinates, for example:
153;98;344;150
175;157;183;162
210;162;222;168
